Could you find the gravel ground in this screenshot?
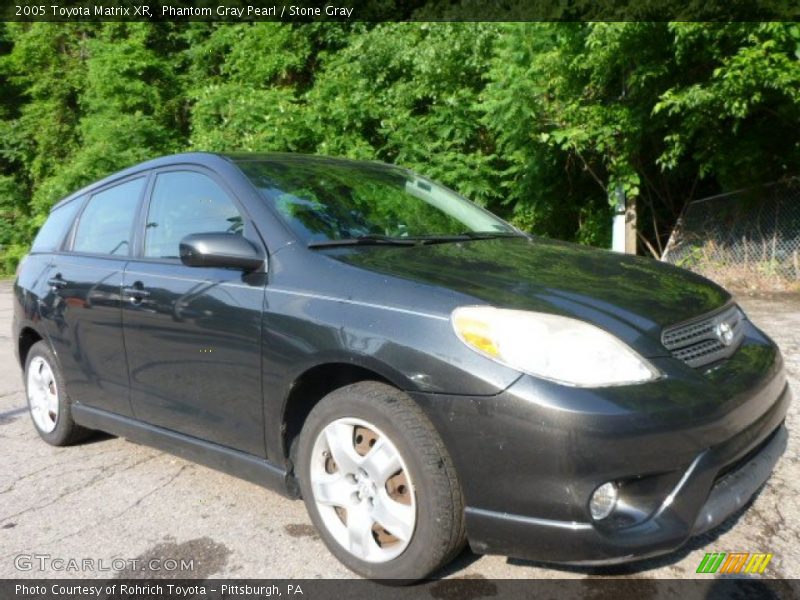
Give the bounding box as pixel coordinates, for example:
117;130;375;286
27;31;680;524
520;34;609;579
0;279;797;580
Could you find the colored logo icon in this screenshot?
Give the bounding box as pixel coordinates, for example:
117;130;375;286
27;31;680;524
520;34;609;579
697;552;773;574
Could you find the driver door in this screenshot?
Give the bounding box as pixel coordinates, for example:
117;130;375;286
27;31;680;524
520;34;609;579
121;168;267;456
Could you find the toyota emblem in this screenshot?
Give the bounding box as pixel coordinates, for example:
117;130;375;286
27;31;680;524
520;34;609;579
714;321;734;346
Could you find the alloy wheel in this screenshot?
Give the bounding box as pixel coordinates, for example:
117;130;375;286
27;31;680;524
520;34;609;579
309;417;416;563
27;356;59;433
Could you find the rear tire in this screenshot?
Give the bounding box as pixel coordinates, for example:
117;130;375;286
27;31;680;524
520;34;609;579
296;381;465;581
24;341;91;446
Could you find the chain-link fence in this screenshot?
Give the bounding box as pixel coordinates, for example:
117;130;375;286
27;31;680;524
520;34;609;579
662;178;800;290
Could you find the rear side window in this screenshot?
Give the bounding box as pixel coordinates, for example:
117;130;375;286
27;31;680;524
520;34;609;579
144;171;244;259
31;198;82;252
73;177;145;256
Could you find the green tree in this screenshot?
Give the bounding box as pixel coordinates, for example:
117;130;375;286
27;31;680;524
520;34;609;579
307;22;501;207
483;22;800;254
49;22;187;203
2;21;800;275
188;23;313;152
0;22;93;271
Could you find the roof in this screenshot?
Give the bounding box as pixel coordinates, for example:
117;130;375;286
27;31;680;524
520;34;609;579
51;151;397;211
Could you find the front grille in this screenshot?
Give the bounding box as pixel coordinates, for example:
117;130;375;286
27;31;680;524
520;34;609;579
662;304;745;368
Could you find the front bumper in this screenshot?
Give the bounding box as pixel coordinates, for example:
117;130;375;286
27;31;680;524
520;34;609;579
466;415;788;565
411;320;791;564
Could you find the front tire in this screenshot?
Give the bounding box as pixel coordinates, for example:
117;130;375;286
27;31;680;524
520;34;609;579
24;341;91;446
296;381;465;580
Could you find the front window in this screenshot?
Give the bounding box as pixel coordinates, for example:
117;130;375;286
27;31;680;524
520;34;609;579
144;171;244;259
236;159;516;244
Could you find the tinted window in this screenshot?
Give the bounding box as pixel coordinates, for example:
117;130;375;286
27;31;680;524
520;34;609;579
144;171;244;259
31;198;82;252
237;160;514;243
73;178;145;255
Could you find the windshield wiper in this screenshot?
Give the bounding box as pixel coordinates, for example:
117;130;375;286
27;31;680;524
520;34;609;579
307;234;419;248
459;231;524;239
405;231;524;244
308;231;524;248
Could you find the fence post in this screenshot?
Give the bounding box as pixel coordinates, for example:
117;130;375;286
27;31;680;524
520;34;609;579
743;235;748;267
625;194;638;255
612;185;626;253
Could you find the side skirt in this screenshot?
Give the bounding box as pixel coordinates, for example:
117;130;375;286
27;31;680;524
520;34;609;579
72;404;299;498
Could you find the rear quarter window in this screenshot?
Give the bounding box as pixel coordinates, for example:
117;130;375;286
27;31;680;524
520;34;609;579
30;198;83;253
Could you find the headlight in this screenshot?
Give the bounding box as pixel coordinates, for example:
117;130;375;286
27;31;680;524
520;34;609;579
451;306;660;387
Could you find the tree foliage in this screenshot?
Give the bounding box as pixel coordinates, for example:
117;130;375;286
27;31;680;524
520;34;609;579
1;21;799;273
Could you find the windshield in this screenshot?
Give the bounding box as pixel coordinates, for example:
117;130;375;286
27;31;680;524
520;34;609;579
236;158;516;244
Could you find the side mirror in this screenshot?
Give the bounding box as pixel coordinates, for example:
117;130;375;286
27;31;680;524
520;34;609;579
179;232;264;271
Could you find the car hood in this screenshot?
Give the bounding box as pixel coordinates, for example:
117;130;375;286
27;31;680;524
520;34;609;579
327;236;731;355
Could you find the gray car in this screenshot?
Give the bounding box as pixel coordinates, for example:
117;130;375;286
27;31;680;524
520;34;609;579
13;152;790;579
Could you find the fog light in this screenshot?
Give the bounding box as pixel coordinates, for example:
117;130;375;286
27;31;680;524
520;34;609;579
589;482;618;520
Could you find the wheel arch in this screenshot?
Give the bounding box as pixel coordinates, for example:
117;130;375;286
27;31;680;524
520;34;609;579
17;324;45;368
278;357;415;470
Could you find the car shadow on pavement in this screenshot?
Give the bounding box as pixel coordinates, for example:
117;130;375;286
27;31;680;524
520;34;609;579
431;546;484;579
80;430;116;445
0;406;28;424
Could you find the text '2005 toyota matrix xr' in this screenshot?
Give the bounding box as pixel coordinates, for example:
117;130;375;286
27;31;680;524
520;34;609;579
14;152;790;579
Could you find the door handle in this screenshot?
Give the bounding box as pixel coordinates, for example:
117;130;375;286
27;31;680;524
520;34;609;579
47;276;67;289
122;285;150;303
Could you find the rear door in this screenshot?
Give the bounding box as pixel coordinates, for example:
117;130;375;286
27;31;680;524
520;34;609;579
121;167;267;456
44;176;147;417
